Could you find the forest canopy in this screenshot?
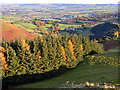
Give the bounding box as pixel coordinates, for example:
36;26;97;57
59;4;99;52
1;34;104;78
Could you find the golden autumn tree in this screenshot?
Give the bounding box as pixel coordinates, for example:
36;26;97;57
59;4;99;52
114;31;119;38
21;39;32;58
68;40;76;60
61;46;66;61
80;44;83;51
0;46;8;71
21;40;30;51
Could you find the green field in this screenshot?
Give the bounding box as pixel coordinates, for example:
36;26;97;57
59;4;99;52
13;21;89;36
77;27;94;37
94;46;119;57
2;15;95;38
44;18;60;21
59;24;80;30
15;47;118;88
2;16;21;23
16;61;118;88
14;22;37;32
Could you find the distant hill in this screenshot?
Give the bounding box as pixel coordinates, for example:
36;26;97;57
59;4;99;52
90;22;119;40
2;21;37;42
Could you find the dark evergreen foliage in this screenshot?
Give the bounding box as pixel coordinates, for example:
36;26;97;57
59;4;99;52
1;34;104;78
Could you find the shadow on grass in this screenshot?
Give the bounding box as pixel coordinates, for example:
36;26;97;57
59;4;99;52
2;65;70;89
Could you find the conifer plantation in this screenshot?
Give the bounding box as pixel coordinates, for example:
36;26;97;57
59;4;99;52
1;34;104;78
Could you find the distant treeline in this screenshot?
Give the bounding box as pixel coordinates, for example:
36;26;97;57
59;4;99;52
1;34;104;78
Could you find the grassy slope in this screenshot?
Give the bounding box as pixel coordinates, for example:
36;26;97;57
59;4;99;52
16;62;118;88
14;22;37;33
16;47;118;88
2;21;36;42
94;46;119;57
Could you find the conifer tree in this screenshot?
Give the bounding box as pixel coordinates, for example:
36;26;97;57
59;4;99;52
51;36;59;70
92;39;104;53
63;39;75;68
82;37;91;55
56;38;64;67
74;40;83;62
41;37;50;72
15;39;32;75
7;46;21;76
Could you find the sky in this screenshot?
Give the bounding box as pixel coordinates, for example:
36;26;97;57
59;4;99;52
0;0;120;4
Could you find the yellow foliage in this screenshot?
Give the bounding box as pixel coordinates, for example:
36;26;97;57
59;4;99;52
21;40;26;48
68;40;74;52
113;22;120;30
68;40;76;60
38;51;42;58
41;39;43;43
61;46;66;60
55;34;58;38
105;36;110;40
96;40;99;42
80;44;83;51
114;31;119;37
0;52;8;71
0;46;6;52
21;40;30;51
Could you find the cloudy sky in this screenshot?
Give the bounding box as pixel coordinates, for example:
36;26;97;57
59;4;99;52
0;0;120;4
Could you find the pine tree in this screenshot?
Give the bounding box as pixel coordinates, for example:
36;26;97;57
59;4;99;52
56;38;64;67
7;46;21;76
41;37;50;72
51;36;59;70
92;39;104;53
15;39;33;75
74;40;83;62
82;37;91;55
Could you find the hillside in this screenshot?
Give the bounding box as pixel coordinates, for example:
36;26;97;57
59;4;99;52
2;21;37;42
90;22;119;40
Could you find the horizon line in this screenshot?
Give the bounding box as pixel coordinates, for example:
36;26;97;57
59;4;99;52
1;3;119;4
